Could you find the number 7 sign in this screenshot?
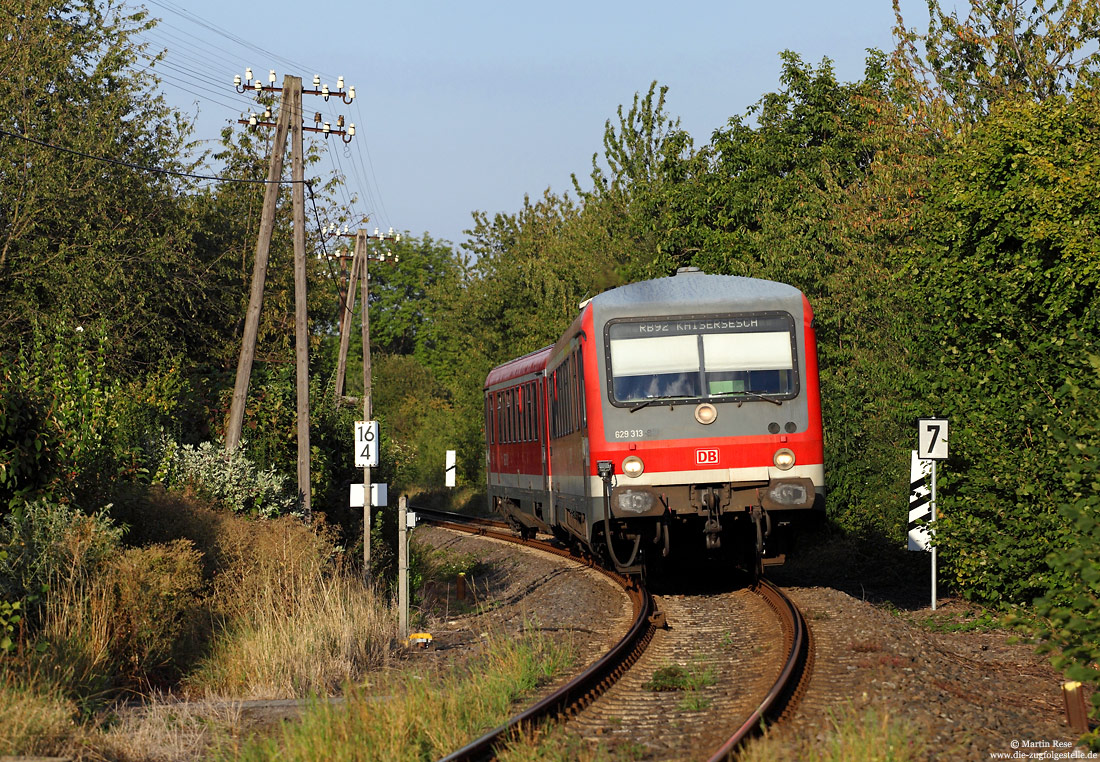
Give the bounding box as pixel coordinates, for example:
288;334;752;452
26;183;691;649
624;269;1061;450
918;418;949;460
355;420;380;467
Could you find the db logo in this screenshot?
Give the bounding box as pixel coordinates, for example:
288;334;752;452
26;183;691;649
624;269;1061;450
695;448;720;465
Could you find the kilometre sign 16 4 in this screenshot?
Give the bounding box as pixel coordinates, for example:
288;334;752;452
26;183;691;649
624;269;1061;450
355;420;379;468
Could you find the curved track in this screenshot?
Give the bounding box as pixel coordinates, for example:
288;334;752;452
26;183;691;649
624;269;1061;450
414;508;813;761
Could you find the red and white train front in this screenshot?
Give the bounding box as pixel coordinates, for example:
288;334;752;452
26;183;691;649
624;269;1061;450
486;269;825;575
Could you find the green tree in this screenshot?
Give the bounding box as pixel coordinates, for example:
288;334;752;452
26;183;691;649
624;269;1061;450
891;0;1100;131
654;53;932;537
0;0;200;371
920;89;1100;604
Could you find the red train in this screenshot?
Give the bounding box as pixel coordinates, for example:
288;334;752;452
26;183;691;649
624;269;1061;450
483;268;825;575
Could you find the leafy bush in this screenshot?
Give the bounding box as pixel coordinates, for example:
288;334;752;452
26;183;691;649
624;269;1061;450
153;437;297;517
0;500;123;614
1029;356;1100;750
0;323;117;505
0;324;204;508
920;93;1100;604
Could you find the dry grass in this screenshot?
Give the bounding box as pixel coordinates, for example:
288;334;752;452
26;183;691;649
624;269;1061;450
181;510;397;699
0;676;77;757
3;489;407;758
223;626;576;762
187;572;396;699
29;574;118;701
91;692;243;762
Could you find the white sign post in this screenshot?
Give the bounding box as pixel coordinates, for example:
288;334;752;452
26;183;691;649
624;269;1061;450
354;420;379;468
907;451;933;552
350;483;388;508
916;418;949;610
445;450;456;488
398;495;409;639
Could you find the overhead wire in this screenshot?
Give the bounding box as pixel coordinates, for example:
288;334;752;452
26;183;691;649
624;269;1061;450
0;127;283;185
128;0;391;233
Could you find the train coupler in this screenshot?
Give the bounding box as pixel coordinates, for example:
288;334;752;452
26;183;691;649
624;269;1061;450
703;517;722;549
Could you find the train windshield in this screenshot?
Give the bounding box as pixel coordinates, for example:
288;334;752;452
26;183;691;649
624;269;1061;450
606;314;797;405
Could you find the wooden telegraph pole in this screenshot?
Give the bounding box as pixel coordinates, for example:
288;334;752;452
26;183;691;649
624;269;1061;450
328;227;400;583
289;78;311;518
358;230;373;580
333;243;360;400
225;77;292;453
224;69;356;521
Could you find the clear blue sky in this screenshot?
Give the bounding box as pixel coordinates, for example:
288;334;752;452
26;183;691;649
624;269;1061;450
134;0;938;248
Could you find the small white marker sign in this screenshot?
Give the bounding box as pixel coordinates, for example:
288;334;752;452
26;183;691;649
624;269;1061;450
354;420;379;467
350;483;388;508
917;418;949;461
445;449;456;488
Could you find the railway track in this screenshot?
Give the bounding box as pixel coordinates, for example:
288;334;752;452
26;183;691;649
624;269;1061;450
415;508;813;761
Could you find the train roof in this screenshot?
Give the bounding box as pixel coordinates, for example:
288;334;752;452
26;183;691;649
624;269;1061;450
484;345;553;389
585;269;807;319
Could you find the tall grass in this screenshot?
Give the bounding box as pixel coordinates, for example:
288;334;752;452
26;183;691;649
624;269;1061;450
187;572;395;699
0;677;77;757
221;627;575;762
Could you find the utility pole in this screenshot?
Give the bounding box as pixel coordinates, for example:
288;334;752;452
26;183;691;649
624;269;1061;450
360;230;373;580
334;227;399;400
224;68;356;521
225;76;291;454
325;226;399;583
289;77;310;518
358;228;398;581
333;242;360;402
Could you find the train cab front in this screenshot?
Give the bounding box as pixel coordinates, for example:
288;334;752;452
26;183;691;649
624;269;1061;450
589;276;825;576
596;444;824;576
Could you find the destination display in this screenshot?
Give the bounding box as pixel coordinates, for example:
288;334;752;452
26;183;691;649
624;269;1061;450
607;313;793;340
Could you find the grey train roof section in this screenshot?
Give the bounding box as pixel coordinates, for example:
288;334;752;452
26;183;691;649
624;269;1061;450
588;271;805;321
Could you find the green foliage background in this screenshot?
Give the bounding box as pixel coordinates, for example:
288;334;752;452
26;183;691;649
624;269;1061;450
2;0;1100;736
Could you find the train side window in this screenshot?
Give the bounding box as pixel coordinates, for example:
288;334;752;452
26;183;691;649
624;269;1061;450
520;383;526;442
567;356;575;434
521;383;528;442
486;395;493;445
537;381;543;440
528;382;536;441
509;388;516;444
566;353;577;435
571;352;580;433
575;350;585;429
513;387;520;443
562;358;571;435
550;372;559;439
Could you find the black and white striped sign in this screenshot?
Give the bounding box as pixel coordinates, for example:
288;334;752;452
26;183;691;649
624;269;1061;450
908;450;934;551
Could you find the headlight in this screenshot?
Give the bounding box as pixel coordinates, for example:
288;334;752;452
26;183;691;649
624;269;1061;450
773;448;796;470
622;455;645;478
694;402;717;425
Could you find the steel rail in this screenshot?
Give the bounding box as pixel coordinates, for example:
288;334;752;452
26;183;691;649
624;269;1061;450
414;507;656;762
706;578;815;761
